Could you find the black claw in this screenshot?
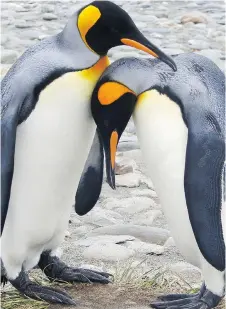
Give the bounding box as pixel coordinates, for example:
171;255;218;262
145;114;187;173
150;283;222;309
157;293;199;301
77;269;112;284
9;270;76;305
150;297;197;309
38;251;112;284
157;283;206;302
162;303;207;309
87;269;113;279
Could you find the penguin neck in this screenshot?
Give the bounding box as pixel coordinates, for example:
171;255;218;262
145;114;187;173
59;12;100;68
105;57;166;95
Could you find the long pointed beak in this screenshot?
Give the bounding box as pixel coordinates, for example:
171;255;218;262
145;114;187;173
121;33;177;71
104;131;118;189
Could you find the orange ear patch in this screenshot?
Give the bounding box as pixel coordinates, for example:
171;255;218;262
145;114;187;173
78;5;101;52
110;131;118;169
98;82;135;105
121;38;158;58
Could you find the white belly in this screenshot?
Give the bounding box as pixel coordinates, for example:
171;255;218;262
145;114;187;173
1;72;96;278
134;90;200;267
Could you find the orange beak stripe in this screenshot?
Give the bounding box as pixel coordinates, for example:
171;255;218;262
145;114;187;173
121;38;159;58
110;131;118;169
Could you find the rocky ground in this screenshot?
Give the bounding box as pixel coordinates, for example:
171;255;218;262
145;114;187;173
1;0;225;309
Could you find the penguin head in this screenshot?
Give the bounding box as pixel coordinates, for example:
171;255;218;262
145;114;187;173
91;79;137;189
77;1;176;71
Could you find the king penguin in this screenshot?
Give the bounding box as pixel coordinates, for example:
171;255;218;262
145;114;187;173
77;53;225;308
1;0;176;305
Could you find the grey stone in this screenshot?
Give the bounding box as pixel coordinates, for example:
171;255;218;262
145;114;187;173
75;235;135;247
38;34;50;40
203;3;224;10
16;6;29;12
122;149;143;164
183;21;195;28
115;197;156;215
188;39;210;50
64;230;70;238
83;243;135;261
115;156;137;175
116;173;142;188
22;30;40;40
103;196;156;214
136;15;157;23
136;21;147;28
164;236;176;249
15;21;32;28
99;183;121;200
131;189;158;199
41;5;55;13
79;264;106;273
73;225;94;236
195;49;223;59
194;23;206;29
140;176;155;190
162;48;184;55
80;208;123;226
43;13;58;21
110;50;140;60
118;141;140;152
69;213;82;226
125;240;164;255
181;12;209;24
151;33;164;39
186;2;198;9
1;35;9;45
169;262;201;279
215;36;225;44
118;132;139;151
89;224;170;245
132;210;162;226
120;134;138;144
148;28;171;34
155;12;168;18
1;50;18;64
102;198;122;210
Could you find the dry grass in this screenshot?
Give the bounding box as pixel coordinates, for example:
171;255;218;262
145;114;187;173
1;264;225;309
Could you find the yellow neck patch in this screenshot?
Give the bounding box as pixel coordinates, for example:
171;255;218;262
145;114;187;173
98;82;135;105
80;56;110;81
78;5;101;53
137;90;161;105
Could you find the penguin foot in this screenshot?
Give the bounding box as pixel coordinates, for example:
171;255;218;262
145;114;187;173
39;251;112;284
9;270;76;305
1;275;8;286
157;283;206;301
150;287;222;309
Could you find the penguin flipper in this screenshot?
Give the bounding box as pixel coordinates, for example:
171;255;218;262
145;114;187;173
75;129;104;215
184;119;225;271
1;92;21;234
